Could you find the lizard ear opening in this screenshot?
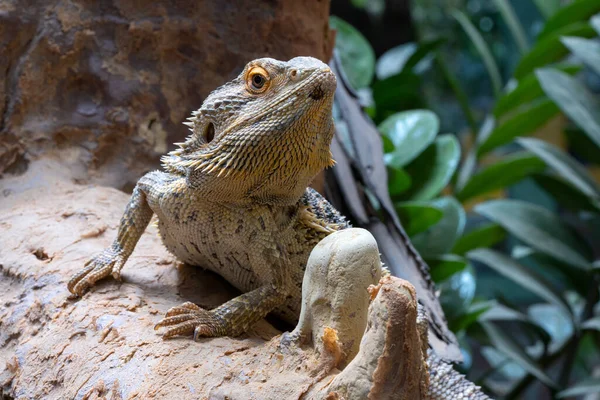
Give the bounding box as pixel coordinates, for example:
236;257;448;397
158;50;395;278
204;122;215;143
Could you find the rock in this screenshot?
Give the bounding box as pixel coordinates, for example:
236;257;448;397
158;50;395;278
0;173;430;399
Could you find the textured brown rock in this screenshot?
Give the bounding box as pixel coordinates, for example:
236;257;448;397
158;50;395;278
0;166;430;399
0;0;334;189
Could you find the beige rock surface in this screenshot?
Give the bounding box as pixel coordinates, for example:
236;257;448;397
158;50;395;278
0;163;430;399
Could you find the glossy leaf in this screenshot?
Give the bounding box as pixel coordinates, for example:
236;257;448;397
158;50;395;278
329;16;376;90
380;110;439;168
481;321;557;388
450;300;494;333
528;303;573;352
478;99;559;155
493;64;581;118
412;197;465;257
403;38;444;73
403;135;461;200
537;68;600;149
371;71;424;121
533;174;600;212
532;0;560;20
481;303;553;348
452;223;506;256
557;378;600;398
376;43;417;81
518;137;600;199
452;9;502;97
395;201;443;237
457;152;546;201
435;52;478;134
468;249;572;318
493;0;529;54
429;254;468;283
387;166;412;196
593;14;600;35
565;126;600;166
537;0;600;40
514;22;596;79
438;264;476;322
561;36;600;76
456;117;495;191
475;200;592;270
582;316;600;331
375;39;442;80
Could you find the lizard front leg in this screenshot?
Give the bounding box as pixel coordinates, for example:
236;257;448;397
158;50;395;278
155;213;290;339
67;181;154;297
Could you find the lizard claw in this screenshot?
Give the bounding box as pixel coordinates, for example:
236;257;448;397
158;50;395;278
67;246;125;297
154;302;226;340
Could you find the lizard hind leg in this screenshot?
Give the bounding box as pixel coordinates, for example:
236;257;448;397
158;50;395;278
155;284;288;339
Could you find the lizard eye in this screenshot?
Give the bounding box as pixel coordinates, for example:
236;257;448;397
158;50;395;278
247;67;270;93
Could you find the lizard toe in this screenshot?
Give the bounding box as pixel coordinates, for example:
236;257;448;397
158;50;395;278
67;247;123;297
155;303;225;339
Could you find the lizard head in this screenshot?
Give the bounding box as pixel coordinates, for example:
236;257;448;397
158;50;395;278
163;57;337;204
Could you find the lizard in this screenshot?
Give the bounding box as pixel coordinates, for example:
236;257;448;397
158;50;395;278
66;56;490;398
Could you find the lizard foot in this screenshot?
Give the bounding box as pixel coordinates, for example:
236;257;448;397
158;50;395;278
67;246;125;297
154;302;225;340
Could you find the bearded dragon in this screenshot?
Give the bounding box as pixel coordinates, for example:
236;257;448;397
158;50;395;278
67;57;490;398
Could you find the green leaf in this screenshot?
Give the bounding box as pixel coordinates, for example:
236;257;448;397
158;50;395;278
375;39;442;80
527;304;574;352
403;38;444;73
429;254;468;283
371;71;424;121
532;0;560;20
395;201;443;237
380;110;439;168
439;264;476;322
566;126;600;166
452;223;506;256
468;249;572;318
475;200;592;270
537;68;600;149
452;9;502;97
561;36;600;76
481;321;557;388
403;134;461;201
557;378;600;398
456;117;495;192
481;303;553;347
493;0;529;54
582;316;600;331
517;137;600;199
451;300;493;333
457;152;546;201
593;13;600;35
387;166;412;196
435;53;478;134
478;99;559;155
514;22;596;80
537;0;600;40
376;43;417;81
533;174;600;212
329;16;375;90
493;64;582;118
412;197;465;257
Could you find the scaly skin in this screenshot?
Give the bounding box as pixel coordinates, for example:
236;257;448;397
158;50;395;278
68;57;347;338
67;57;490;398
